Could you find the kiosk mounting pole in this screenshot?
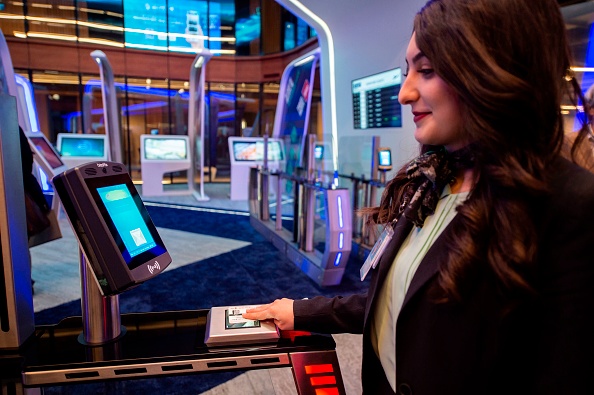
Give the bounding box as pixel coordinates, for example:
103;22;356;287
79;250;124;345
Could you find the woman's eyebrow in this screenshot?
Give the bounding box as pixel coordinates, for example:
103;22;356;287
410;51;427;64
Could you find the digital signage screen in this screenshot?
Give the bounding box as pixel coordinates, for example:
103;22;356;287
232;140;284;162
167;0;216;53
277;55;316;183
143;137;188;160
352;68;403;129
58;135;107;158
123;0;168;51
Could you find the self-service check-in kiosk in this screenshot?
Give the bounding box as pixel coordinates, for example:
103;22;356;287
2;160;347;394
53;161;171;296
228;137;286;200
139;134;192;197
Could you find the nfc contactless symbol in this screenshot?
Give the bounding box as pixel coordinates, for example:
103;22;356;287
147;261;160;274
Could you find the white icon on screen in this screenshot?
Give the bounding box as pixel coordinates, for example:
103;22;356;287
130;228;147;246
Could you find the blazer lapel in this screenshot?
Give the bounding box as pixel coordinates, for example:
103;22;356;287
364;217;414;325
401;215;462;309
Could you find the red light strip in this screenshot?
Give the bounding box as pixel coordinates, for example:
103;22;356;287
314;388;339;395
310;376;337;386
304;364;334;374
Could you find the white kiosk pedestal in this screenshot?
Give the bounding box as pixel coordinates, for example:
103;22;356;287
228;137;285;201
139;134;191;197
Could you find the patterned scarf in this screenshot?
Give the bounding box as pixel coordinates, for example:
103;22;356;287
400;146;475;227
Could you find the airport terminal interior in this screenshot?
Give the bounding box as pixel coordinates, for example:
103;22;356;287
1;0;593;394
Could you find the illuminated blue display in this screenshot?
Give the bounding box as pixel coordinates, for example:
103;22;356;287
235;12;260;44
122;0;222;52
60;137;105;158
124;0;168;50
167;0;210;52
97;184;157;260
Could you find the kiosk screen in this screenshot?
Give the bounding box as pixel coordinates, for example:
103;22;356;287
29;136;64;169
378;148;392;171
143;137;188;160
59;135;106;157
232;140;284;162
86;174;167;270
314;144;324;160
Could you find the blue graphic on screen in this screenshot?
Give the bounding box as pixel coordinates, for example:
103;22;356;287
124;0;167;50
97;184;157;261
167;0;218;52
60;137;105;157
236;11;260;44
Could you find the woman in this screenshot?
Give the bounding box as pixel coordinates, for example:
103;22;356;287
244;0;594;393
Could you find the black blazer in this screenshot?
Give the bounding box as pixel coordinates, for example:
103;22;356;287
294;157;594;395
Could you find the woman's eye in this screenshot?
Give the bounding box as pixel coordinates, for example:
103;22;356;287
418;68;434;76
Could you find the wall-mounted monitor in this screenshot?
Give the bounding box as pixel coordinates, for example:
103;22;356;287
140;135;189;161
27;133;65;170
377;147;393;171
57;133;108;160
53;161;171;296
352;68;402;129
229;138;285;163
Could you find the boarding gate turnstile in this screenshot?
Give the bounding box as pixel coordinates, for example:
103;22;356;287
249;165;352;287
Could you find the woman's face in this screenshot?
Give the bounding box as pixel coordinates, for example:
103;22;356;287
399;33;466;151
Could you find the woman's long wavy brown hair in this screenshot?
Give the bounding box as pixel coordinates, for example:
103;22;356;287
365;0;588;302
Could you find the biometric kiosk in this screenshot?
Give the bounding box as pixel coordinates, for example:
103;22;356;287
1;161;347;395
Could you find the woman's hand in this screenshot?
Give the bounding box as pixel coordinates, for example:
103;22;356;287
243;298;295;330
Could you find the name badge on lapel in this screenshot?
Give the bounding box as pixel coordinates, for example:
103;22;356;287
360;223;395;281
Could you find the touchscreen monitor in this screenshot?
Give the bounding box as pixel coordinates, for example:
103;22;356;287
232;140;284;162
92;182;164;267
377;147;392;171
29;135;64;169
58;134;107;158
143;137;188;160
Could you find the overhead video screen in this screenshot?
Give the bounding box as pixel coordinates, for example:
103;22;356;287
352;68;402;129
29;136;64;169
59;136;106;158
167;0;211;52
123;0;222;53
232;140;284;162
123;0;167;50
143;137;188;160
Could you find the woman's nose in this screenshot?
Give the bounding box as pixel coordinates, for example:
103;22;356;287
398;74;417;105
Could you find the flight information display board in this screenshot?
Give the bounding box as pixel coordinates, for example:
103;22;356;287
352;68;402;129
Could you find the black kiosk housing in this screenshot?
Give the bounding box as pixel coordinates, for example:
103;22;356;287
53;161;171;296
